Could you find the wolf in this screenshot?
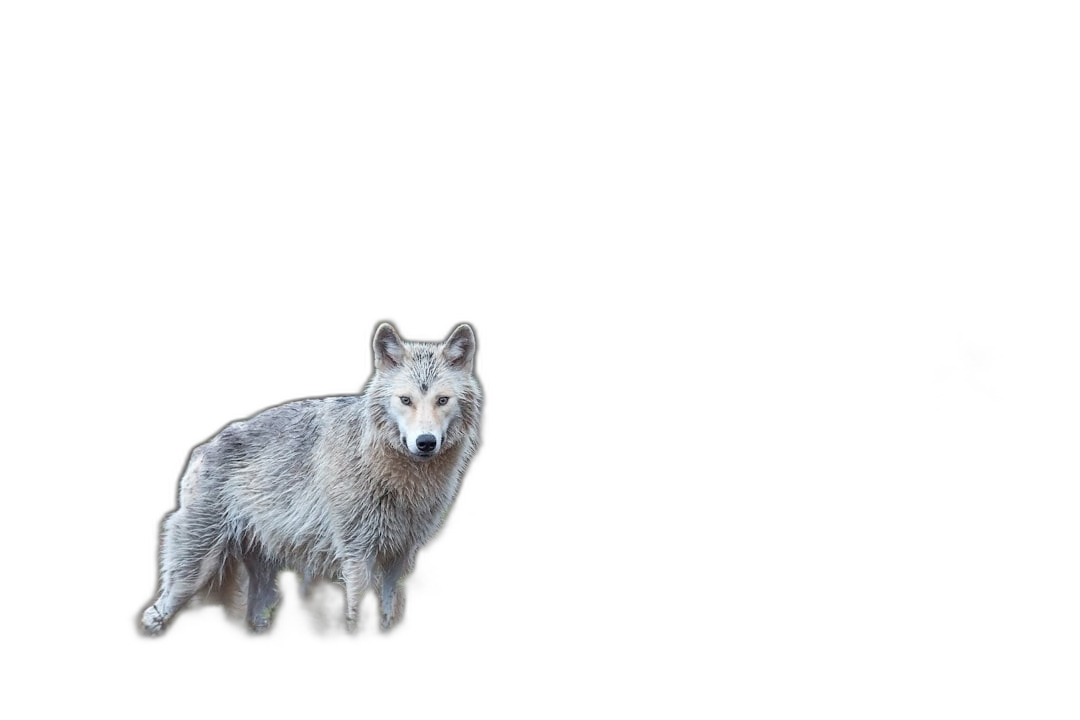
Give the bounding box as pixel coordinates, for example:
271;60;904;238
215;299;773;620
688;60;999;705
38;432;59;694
139;323;482;635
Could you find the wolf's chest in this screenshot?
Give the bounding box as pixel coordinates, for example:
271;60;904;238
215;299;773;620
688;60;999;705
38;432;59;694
371;477;448;550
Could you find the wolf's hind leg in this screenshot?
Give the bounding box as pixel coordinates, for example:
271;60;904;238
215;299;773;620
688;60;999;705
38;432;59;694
140;504;228;636
203;557;245;621
244;553;281;633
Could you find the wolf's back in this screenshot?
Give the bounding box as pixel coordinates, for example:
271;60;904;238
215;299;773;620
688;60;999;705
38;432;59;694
183;398;354;566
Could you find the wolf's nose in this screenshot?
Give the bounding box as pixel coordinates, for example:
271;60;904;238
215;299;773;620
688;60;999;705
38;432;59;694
416;434;437;452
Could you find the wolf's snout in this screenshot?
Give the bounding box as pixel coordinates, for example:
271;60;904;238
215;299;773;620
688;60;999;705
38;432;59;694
416;434;437;452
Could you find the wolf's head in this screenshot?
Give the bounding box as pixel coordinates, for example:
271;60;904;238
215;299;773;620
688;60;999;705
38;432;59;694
369;323;481;460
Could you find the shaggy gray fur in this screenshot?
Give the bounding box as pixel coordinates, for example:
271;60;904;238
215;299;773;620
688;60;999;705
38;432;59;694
140;323;482;635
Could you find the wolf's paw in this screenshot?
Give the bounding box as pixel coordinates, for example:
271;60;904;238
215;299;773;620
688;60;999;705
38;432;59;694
140;605;166;636
345;614;359;633
378;613;399;634
249;616;272;634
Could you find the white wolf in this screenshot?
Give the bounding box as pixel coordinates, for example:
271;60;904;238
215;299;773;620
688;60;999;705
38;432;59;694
140;323;482;635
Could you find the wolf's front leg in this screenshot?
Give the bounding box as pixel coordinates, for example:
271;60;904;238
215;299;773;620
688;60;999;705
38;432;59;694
378;551;416;631
342;556;373;632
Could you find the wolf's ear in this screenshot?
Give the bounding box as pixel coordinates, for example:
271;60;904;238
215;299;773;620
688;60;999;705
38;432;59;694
373;323;405;370
442;324;476;372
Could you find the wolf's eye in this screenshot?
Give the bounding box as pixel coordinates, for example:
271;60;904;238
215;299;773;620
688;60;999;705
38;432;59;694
437;396;449;406
400;396;412;406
